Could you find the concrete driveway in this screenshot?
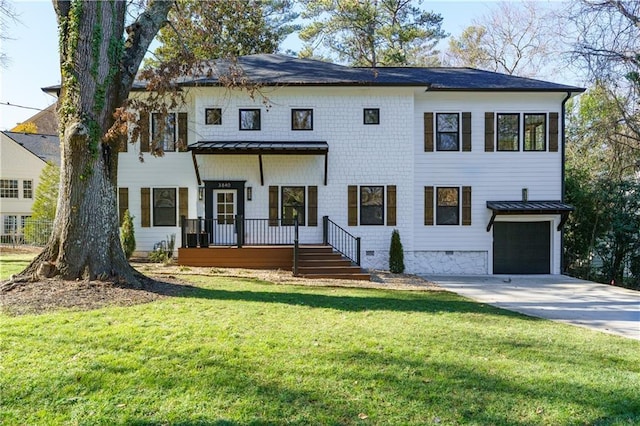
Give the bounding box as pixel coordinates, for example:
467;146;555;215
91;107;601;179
424;274;640;340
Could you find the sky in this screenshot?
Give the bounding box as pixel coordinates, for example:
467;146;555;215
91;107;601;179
0;0;566;132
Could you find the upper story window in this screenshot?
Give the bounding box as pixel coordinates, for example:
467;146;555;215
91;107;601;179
23;180;33;199
153;188;176;226
240;109;261;130
363;108;380;125
205;108;222;125
151;112;177;151
281;186;305;225
436;113;460;151
497;113;520;151
292;109;313;130
0;180;18;198
524;113;546;151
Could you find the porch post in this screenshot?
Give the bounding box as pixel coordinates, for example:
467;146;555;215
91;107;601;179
293;217;299;276
180;215;186;248
356;237;361;266
236;215;244;248
322;215;328;245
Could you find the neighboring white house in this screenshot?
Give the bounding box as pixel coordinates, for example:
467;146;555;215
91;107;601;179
111;54;584;274
0;131;60;241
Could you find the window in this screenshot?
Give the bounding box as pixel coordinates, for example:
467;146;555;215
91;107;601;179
364;108;380;125
497;113;519;151
3;215;17;233
524;113;546;151
239;109;261;130
436;187;459;225
205;108;222;125
23;180;33;199
360;186;384;225
281;187;305;225
151;112;176;151
436;113;460;151
292;109;313;130
153;188;176;226
0;180;18;198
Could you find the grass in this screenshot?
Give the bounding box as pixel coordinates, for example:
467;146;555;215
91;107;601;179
0;253;32;278
1;255;639;425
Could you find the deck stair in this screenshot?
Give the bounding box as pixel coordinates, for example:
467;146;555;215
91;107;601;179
296;245;370;281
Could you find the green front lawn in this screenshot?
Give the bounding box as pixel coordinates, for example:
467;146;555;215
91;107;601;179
1;259;639;424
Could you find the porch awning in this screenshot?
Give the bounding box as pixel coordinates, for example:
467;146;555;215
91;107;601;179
486;200;574;232
189;141;329;185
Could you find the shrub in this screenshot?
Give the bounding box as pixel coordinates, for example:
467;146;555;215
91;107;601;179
120;209;136;259
389;229;405;273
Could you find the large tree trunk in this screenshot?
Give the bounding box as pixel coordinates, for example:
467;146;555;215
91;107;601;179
17;0;172;285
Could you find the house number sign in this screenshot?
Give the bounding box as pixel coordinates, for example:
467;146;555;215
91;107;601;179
216;182;233;188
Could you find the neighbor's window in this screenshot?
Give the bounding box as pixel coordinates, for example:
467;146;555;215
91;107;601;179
436;187;459;225
524;113;546;151
282;186;305;225
153;188;176;226
436;113;460;151
360;186;384;225
292;109;313;130
151;112;176;151
205;108;222;125
363;108;380;125
0;180;18;198
3;215;17;233
23;180;33;199
21;215;30;229
497;113;519;151
239;109;261;130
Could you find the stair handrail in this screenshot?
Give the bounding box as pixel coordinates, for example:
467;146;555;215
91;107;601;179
293;217;300;276
322;216;361;266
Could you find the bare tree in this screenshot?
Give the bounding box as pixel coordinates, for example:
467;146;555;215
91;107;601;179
445;1;560;78
9;1;173;286
0;0;18;68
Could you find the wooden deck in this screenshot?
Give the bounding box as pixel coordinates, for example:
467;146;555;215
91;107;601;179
178;245;370;280
178;245;295;269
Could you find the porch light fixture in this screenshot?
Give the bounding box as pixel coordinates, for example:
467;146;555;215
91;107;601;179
522;188;528;203
198;186;204;200
247;187;252;201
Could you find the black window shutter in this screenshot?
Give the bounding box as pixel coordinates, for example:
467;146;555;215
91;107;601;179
141;188;150;228
178;113;188;152
462;186;472;226
348;185;358;226
424;186;434;226
140;111;150;153
462;112;472;152
269;186;279;226
308;186;318;227
387;185;396;226
549;112;559;152
424;112;434;152
118;187;129;225
484;112;494;152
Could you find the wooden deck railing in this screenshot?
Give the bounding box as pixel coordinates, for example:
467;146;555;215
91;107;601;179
181;216;299;248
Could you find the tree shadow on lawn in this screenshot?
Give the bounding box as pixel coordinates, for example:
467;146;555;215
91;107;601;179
145;276;536;320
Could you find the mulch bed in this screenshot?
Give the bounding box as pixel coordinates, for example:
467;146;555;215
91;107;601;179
1;247;441;316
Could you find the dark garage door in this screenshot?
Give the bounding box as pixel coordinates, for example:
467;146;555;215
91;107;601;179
493;222;550;274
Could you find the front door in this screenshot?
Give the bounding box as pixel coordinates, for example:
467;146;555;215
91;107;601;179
213;189;237;245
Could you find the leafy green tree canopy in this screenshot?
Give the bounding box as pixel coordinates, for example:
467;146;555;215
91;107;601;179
151;0;299;63
298;0;446;67
30;162;60;222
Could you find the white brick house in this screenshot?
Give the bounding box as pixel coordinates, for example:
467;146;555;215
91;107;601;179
116;54;583;275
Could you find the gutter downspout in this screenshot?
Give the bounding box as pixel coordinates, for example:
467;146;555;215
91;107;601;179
560;91;573;274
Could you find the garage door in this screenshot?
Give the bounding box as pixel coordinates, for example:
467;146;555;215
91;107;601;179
493;222;550;274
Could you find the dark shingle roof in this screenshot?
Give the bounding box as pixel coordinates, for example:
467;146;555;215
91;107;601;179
171;54;583;92
2;131;61;165
44;54;584;94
